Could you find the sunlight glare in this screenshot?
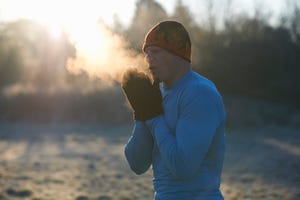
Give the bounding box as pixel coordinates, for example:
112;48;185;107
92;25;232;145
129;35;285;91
2;0;145;85
67;21;110;75
47;23;63;39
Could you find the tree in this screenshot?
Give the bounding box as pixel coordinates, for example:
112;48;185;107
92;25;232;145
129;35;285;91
111;14;126;35
126;0;168;50
171;0;195;27
0;19;75;92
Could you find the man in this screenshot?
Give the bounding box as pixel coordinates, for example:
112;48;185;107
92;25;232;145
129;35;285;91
121;21;226;200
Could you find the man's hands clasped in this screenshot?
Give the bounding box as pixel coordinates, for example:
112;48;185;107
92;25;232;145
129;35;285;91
121;69;163;121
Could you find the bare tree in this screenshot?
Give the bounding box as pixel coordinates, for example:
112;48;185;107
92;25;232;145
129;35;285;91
126;0;168;50
171;0;195;27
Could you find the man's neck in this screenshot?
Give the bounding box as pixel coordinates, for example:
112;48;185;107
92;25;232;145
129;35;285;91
163;63;191;88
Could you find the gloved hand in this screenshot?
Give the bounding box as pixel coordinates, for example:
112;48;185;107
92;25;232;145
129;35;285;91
121;68;163;121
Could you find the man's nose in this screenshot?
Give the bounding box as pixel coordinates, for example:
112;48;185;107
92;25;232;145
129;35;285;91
145;53;153;63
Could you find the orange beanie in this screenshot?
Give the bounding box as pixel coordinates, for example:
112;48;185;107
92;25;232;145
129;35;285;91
142;21;191;62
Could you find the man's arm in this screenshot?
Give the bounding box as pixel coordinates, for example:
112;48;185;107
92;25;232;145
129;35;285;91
124;121;153;175
146;86;224;179
121;69;163;175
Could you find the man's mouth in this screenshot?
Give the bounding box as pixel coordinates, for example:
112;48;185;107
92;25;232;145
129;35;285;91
149;68;159;79
150;68;158;74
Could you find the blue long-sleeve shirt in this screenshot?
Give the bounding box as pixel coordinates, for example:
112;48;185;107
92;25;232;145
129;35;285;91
124;70;226;200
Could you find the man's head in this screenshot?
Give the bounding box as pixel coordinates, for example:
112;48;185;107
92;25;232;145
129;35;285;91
142;21;192;88
142;20;191;63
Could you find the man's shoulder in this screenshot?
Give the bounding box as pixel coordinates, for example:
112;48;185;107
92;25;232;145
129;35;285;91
191;70;214;83
185;72;218;94
179;71;224;107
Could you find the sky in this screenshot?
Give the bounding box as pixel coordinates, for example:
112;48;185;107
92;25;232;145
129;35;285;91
0;0;293;28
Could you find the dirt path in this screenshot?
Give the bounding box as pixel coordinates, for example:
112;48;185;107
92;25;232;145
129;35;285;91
0;123;299;200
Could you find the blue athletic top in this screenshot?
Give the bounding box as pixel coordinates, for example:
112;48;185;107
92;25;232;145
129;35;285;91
124;70;226;200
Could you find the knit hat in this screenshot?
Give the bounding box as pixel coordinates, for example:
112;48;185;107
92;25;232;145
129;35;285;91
142;21;191;62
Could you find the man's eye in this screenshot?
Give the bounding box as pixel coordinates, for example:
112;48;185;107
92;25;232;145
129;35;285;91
145;48;161;55
152;49;160;54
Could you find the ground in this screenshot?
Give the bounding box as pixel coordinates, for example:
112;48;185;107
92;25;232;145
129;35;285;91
0;122;299;200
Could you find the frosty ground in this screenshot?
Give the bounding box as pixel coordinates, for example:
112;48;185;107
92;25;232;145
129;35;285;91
0;120;299;200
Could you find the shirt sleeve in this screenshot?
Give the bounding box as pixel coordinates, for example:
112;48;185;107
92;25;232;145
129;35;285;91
146;86;222;179
124;121;154;175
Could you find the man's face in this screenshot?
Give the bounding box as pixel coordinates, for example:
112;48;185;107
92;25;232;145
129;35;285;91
144;46;177;83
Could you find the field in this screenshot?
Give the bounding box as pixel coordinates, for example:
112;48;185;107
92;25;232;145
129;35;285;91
0;97;299;200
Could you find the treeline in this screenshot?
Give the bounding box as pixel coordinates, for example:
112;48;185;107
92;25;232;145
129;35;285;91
0;0;299;123
117;0;300;103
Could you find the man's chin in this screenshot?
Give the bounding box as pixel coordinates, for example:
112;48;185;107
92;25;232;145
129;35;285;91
150;73;159;81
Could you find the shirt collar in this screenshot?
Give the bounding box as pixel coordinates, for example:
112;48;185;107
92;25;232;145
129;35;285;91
161;70;193;97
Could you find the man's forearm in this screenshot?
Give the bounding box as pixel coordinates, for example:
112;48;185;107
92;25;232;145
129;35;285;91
124;121;153;174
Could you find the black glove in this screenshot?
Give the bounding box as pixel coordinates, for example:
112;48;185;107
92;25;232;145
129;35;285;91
121;68;163;121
